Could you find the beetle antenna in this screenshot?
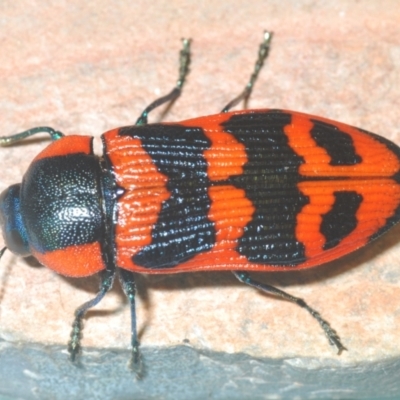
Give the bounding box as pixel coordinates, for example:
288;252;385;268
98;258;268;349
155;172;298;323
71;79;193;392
0;127;64;146
135;38;192;126
222;31;273;113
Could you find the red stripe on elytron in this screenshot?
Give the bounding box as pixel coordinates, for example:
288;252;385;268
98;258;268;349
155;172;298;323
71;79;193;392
103;129;170;271
285;112;400;177
129;185;255;274
173;117;255;268
208;185;255;246
33;136;93;162
31;242;105;277
297;179;400;260
181;115;255;256
179;115;248;181
114;116;255;274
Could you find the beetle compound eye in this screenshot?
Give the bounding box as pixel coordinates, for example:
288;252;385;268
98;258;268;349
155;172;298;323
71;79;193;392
0;184;30;257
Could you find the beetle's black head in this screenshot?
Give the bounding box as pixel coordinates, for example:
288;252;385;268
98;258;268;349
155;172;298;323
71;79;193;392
0;183;30;256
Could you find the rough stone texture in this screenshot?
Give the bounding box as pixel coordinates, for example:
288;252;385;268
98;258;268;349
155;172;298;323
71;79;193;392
0;340;399;400
0;0;400;399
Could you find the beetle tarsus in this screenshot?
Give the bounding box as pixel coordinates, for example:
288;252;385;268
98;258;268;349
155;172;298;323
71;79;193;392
68;316;83;362
233;270;347;354
129;340;143;379
297;299;347;354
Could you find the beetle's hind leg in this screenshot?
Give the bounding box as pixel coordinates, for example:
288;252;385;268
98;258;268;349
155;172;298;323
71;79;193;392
221;31;273;113
233;271;347;354
68;268;116;363
135;38;191;126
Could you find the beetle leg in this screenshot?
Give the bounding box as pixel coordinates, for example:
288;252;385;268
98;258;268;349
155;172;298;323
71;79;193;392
232;270;347;354
67;268;116;363
118;268;142;378
135;38;191;126
222;31;273;113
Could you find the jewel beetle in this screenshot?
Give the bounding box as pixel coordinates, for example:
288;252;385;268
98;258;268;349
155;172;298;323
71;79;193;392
1;31;399;376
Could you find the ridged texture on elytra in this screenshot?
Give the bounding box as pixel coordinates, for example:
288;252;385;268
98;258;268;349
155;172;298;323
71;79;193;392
102;129;171;269
219;112;309;265
120;124;215;268
102;109;400;273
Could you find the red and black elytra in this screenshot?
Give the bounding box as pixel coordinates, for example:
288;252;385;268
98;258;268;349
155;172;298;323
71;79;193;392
0;32;398;376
